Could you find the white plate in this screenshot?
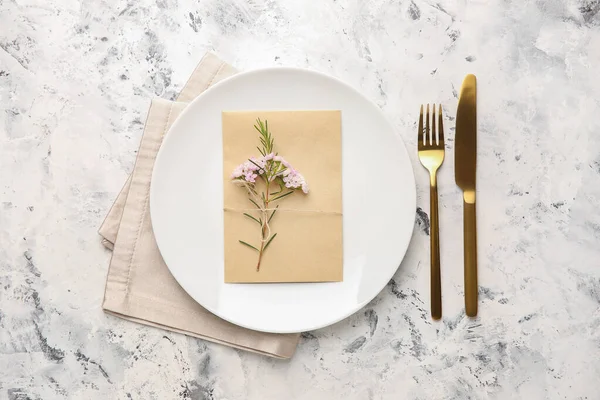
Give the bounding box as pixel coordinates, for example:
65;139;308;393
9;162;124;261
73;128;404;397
150;68;416;333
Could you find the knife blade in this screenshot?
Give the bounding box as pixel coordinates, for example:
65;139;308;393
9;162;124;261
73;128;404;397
455;74;478;317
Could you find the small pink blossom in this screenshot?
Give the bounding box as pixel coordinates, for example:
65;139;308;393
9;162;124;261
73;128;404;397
231;165;244;179
301;182;309;194
232;160;261;182
244;172;257;183
282;168;308;192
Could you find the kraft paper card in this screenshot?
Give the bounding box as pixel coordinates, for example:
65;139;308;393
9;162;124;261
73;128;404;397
222;110;343;283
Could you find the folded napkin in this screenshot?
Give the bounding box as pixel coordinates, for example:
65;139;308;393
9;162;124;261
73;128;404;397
99;52;300;359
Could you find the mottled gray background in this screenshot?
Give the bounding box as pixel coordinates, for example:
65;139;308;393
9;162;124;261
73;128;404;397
1;0;600;399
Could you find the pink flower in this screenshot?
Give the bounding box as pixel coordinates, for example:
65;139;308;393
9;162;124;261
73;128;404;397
232;152;308;194
244;172;257;183
231;164;244;179
301;182;309;194
232;159;262;183
282;168;308;192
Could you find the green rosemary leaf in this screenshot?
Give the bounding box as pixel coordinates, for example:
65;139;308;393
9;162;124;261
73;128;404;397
263;233;277;251
271;190;294;202
268;205;279;223
243;213;261;225
248;198;260;209
257;146;265;156
239;240;259;251
270;190;281;196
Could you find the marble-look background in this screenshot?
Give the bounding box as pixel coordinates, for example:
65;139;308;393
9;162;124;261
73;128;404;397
1;0;600;398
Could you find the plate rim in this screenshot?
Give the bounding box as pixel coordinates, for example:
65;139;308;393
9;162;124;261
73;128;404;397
150;66;416;333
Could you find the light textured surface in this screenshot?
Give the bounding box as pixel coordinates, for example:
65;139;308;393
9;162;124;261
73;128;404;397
1;0;600;399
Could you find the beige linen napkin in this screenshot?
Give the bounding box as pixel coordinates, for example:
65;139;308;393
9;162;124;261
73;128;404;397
99;52;300;359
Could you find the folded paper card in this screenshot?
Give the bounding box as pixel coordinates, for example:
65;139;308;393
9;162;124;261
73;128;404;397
222;110;343;283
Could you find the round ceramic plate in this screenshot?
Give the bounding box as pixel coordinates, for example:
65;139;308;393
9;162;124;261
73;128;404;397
150;68;415;333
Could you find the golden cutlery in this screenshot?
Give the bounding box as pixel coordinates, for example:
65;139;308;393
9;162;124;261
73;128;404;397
455;74;478;317
418;104;444;320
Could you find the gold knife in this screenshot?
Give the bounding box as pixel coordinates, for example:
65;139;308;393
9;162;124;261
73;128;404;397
455;74;478;317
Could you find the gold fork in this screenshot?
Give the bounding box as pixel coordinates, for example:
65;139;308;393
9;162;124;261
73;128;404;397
418;104;445;320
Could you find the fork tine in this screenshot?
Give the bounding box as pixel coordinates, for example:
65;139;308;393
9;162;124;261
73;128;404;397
418;104;424;146
425;104;430;145
432;103;437;145
438;104;444;145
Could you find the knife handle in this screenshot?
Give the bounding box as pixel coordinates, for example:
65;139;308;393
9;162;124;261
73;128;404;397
463;195;478;317
430;175;442;320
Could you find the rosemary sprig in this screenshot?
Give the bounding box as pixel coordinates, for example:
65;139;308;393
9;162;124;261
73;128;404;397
233;118;308;272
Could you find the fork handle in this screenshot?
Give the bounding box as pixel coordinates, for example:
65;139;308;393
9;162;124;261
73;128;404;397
463;195;478;317
429;173;442;320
